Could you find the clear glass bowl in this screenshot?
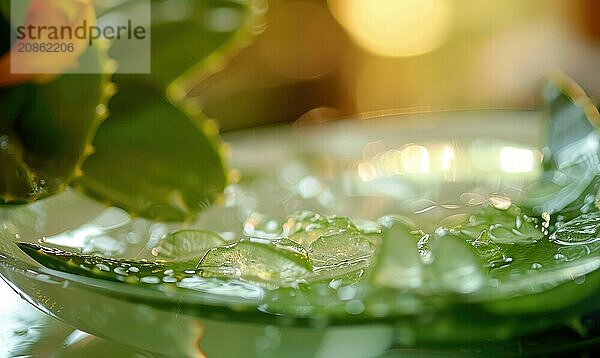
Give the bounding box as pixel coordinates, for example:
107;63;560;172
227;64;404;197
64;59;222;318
1;110;598;357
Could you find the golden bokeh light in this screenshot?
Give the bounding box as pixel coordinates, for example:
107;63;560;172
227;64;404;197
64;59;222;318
328;0;452;57
400;145;430;174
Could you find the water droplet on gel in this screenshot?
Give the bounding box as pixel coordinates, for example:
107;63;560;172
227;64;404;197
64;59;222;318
113;267;128;276
553;253;566;261
515;215;523;229
531;263;542;270
434;227;447;236
329;279;342;290
140;276;161;284
79;264;91;271
460;192;486;206
489;256;512;268
489;194;512;210
95;263;110;272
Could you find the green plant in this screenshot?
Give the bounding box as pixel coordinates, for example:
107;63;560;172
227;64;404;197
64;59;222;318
0;0;265;220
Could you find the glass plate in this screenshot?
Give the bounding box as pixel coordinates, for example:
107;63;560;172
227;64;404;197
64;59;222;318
1;110;598;357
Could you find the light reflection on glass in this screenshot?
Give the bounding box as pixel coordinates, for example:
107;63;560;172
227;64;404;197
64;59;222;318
401;145;430;174
357;143;435;181
441;145;454;171
357;162;377;182
0;281;19;316
499;146;534;173
357;140;541;182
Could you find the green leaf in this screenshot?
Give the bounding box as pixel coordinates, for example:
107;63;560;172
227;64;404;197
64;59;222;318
0;133;38;204
0;40;113;203
17;242;171;284
544;73;600;167
75;83;227;220
524;73;600;219
483;277;600;321
76;0;264;220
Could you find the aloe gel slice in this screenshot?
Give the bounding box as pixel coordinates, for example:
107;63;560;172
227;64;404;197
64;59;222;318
286;211;359;247
199;238;312;288
308;230;375;273
429;233;486;294
153;229;225;261
372;221;422;289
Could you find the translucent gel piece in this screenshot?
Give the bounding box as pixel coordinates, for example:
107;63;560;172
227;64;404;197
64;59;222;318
200;238;311;288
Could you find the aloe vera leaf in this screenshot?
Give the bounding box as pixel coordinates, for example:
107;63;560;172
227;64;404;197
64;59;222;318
0;42;113;203
482;267;600;315
76;0;264;221
524;73;600;219
0;133;39;204
544;72;600;167
0;47;112;201
17;242;173;284
74;83;227;221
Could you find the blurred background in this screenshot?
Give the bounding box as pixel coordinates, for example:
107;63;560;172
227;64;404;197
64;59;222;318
188;0;600;131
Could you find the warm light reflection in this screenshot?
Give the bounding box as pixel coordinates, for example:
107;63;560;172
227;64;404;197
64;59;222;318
440;145;454;171
499;147;534;173
357;141;540;182
328;0;451;57
357;161;377;182
401;145;430;174
358;144;432;181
